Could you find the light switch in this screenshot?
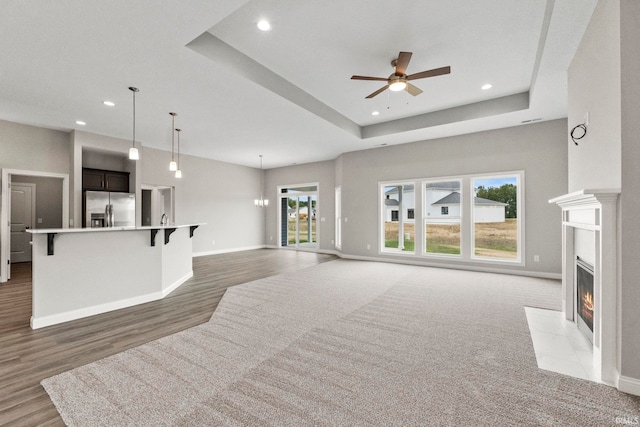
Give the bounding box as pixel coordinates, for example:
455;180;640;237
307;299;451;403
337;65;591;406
37;218;43;224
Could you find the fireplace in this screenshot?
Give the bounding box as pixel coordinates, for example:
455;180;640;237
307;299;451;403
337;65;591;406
576;257;594;342
549;188;620;385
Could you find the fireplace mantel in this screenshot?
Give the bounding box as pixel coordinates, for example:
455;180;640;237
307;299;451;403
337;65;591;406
549;188;620;386
549;188;620;210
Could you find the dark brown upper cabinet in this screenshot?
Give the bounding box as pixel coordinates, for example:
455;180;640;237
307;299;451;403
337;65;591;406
82;168;130;193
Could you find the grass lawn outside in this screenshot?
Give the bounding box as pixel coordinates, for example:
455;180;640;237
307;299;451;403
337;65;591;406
384;219;517;259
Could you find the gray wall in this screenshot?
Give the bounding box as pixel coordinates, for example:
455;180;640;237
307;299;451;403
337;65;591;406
266;119;567;276
141;147;264;255
12;175;63;229
0;119;70;173
567;0;621;192
341;119;567;275
0;120;70;261
265;160;336;249
619;0;640;383
569;0;640;383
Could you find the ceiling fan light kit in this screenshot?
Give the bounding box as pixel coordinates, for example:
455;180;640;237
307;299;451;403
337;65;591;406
351;51;450;99
388;77;407;92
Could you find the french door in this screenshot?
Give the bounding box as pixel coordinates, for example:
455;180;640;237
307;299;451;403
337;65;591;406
279;184;318;249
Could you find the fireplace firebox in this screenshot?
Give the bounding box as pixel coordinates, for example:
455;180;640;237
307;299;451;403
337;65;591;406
576;257;594;342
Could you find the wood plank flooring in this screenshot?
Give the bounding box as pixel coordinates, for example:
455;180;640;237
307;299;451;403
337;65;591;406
0;249;337;426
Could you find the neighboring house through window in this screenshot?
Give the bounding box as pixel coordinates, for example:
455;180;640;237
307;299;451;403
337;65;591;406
441;206;449;215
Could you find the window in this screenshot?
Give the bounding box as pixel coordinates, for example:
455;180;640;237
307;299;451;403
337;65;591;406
380;172;523;265
471;174;521;261
381;183;415;253
425;180;461;256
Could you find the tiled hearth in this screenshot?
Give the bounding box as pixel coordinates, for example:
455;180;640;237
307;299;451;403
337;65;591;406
549;189;620;386
526;307;597;382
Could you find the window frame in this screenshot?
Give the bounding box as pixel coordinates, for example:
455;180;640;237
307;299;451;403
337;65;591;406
379;181;416;254
423;178;463;259
469;172;524;265
379;171;524;266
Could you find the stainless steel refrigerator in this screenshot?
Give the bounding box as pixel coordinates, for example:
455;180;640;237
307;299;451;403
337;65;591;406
84;191;136;228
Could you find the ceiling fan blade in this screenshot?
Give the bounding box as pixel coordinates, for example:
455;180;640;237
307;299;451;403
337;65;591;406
351;75;389;81
395;51;412;76
365;85;389;99
406;83;423;96
407;66;451;81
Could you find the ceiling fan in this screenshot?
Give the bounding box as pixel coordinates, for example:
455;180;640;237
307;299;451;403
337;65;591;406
351;51;451;99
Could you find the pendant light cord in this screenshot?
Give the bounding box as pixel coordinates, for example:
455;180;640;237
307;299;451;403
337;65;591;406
132;90;136;148
171;115;175;161
128;87;139;149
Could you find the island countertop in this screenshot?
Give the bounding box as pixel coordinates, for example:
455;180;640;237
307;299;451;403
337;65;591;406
27;223;204;234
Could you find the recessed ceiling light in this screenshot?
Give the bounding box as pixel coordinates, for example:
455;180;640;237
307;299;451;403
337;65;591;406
257;19;271;31
372;111;380;116
481;83;493;90
102;100;115;107
75;120;86;126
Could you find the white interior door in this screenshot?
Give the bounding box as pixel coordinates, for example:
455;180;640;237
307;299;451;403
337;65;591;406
10;183;36;263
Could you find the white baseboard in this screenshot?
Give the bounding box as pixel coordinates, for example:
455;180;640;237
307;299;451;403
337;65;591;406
31;291;163;329
618;375;640;396
338;253;562;280
193;245;266;257
162;271;193;297
198;245;559;280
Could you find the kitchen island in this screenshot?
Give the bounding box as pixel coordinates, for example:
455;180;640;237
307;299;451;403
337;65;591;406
27;224;203;329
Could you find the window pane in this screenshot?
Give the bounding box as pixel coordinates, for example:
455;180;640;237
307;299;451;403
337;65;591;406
425;181;461;219
383;184;415;252
472;176;518;259
425;223;461;255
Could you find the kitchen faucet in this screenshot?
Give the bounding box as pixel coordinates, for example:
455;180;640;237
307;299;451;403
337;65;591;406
160;213;168;226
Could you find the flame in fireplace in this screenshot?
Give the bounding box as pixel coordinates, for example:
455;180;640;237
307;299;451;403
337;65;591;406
583;291;594;312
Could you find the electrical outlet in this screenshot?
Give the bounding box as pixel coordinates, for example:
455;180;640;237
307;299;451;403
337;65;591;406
212;240;216;245
584;112;590;126
367;244;371;250
534;255;540;262
344;217;348;222
69;219;74;226
37;218;43;224
270;236;273;240
331;239;334;244
321;217;326;222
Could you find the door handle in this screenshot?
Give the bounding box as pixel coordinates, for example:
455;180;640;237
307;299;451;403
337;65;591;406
25;226;30;230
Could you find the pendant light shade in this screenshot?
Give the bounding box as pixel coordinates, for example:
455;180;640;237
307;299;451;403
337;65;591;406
254;155;268;207
169;112;177;171
128;87;140;160
175;128;182;178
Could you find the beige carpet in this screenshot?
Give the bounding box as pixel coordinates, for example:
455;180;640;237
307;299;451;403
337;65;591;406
42;260;640;426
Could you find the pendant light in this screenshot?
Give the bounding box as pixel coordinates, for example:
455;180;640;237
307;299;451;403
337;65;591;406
254;155;269;207
169;112;177;171
175;128;182;178
128;87;140;160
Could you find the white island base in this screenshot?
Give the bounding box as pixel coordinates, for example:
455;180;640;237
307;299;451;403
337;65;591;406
28;224;202;329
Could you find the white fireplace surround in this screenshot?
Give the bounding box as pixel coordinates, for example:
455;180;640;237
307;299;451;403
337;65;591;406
549;189;620;386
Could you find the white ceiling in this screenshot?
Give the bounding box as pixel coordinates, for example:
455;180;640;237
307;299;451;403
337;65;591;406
0;0;596;169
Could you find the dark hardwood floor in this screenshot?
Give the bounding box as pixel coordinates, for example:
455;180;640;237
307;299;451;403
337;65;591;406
0;249;337;426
